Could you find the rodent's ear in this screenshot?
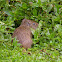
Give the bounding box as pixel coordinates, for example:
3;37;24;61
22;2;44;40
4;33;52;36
22;19;27;23
27;22;30;26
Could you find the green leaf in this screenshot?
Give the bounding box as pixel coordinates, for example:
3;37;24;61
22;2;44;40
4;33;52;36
22;3;27;9
47;4;53;13
32;9;37;16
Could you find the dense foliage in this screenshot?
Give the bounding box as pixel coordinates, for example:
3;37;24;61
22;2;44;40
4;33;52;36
0;0;62;62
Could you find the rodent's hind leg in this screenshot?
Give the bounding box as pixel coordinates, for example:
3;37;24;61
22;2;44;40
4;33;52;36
23;44;31;49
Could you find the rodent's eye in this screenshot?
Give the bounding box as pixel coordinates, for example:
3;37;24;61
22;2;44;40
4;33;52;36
33;23;35;25
27;22;30;26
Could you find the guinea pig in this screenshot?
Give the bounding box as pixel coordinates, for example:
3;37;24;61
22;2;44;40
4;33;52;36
12;19;38;49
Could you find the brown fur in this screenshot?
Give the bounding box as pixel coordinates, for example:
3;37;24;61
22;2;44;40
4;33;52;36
12;19;38;49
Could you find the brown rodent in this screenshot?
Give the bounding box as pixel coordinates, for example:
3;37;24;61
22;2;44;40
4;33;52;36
12;19;38;49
